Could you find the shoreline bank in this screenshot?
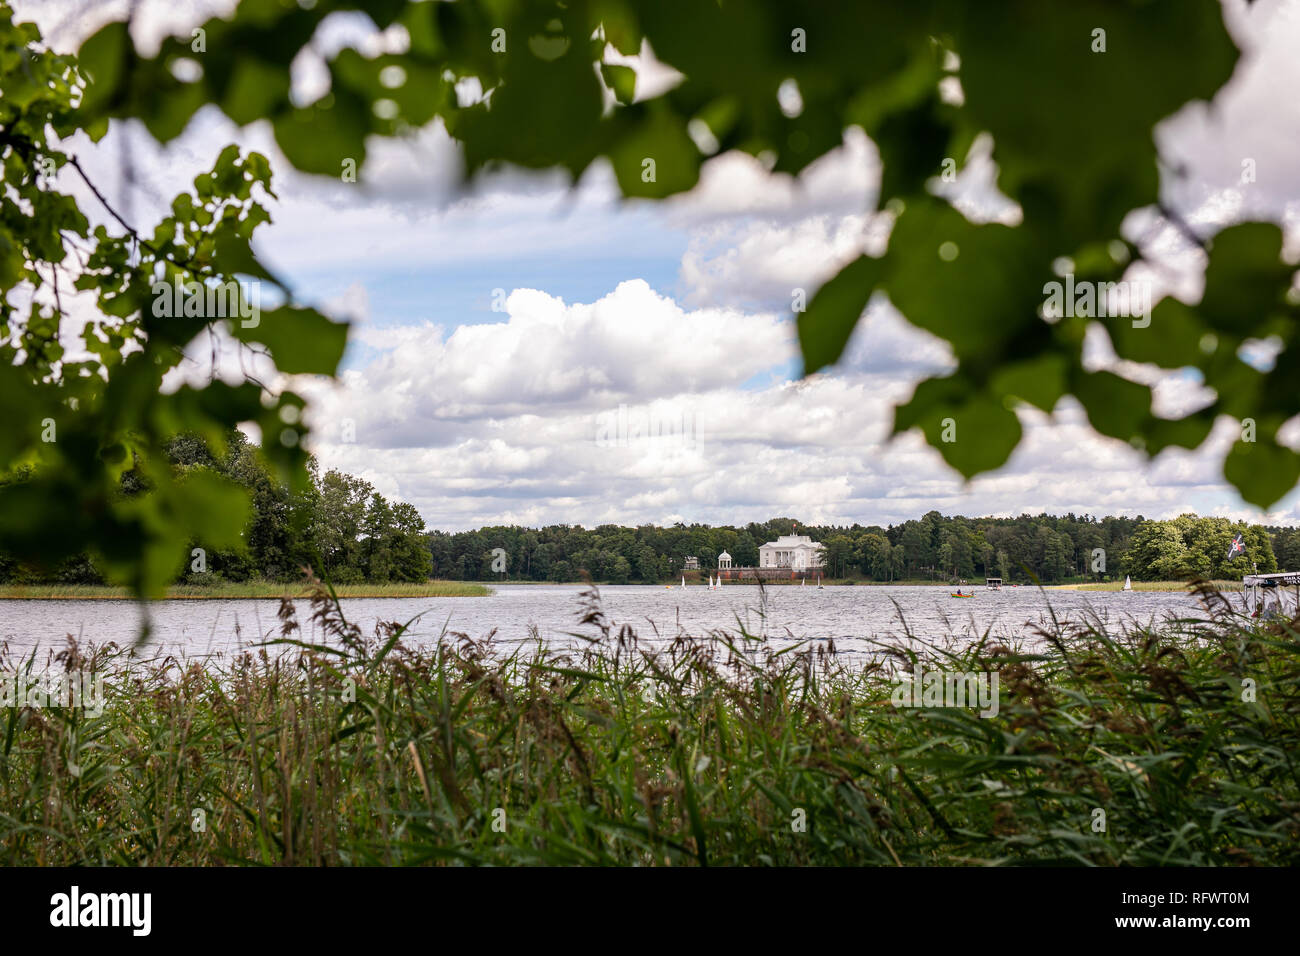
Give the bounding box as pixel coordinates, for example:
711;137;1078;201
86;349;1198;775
0;581;492;600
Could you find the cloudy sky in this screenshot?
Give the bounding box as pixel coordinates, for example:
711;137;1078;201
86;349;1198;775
21;0;1300;531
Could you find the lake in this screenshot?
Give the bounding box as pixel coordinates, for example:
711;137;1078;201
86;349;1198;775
0;583;1226;660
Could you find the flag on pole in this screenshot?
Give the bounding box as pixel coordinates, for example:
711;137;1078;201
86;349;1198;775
1227;532;1245;560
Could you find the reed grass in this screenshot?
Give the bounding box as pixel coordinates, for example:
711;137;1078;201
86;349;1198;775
0;579;1295;866
1058;580;1246;592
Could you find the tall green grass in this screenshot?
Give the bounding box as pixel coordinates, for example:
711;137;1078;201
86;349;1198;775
1061;579;1246;592
0;580;1295;865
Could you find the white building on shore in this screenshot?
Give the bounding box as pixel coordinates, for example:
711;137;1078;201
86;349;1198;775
758;534;825;571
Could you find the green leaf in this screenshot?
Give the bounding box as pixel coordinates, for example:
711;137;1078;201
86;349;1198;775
884;197;1051;365
989;354;1068;412
1198;223;1294;335
77;21;128;113
1073;371;1151;442
954;0;1237;245
895;377;1023;478
601;63;636;105
221;55;290;126
233;305;349;375
798;255;885;375
1145;412;1216;454
175;469;252;548
1108;298;1206;369
606;101;699;198
273;94;370;176
1224;438;1300;509
874;95;953;202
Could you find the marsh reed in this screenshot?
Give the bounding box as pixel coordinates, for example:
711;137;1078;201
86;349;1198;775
1;579;1296;865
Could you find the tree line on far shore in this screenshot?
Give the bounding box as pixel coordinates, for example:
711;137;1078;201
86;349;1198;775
431;512;1288;585
2;434;1293;587
0;431;431;586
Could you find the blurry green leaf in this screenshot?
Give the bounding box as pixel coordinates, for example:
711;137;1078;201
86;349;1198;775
175;469;252;548
1145;412;1215;454
601;63;636;104
606;101;699;198
1224;438;1300;509
884;198;1051;365
989;354;1068;412
798;254;884;375
1199;223;1293;335
1074;371;1151;442
895;376;1022;478
273;94;370;176
1108;298;1206;369
222;55;289;126
233;306;349;375
77;21;128;113
874;95;952;201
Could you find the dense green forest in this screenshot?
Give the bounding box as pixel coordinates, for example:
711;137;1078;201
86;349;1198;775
3;431;1294;587
0;431;431;586
431;513;1290;585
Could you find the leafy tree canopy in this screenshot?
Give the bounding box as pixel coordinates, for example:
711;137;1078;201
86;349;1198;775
1;0;1296;600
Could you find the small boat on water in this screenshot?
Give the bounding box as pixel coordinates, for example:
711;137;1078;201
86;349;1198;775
985;577;1002;591
816;575;824;589
951;592;976;599
1122;575;1132;591
682;575;687;588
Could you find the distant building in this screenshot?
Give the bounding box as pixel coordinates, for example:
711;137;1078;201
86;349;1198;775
683;556;700;570
717;551;732;570
758;534;825;571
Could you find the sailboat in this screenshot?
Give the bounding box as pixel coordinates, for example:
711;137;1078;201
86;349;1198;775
816;575;823;590
682;575;686;588
801;577;805;587
1122;575;1132;591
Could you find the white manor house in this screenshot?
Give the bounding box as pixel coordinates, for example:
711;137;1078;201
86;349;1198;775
709;534;826;580
757;534;826;571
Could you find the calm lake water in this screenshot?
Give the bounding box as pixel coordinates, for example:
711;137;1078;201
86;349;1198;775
0;584;1227;660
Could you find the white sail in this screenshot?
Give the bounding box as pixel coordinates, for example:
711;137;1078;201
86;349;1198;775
682;575;686;588
709;575;714;588
1123;575;1132;591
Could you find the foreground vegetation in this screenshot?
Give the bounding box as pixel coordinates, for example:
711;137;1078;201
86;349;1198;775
1;580;1296;866
0;581;489;600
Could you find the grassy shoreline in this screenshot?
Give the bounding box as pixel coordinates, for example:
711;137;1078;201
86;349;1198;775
460;578;1224;590
0;580;491;600
1050;579;1245;592
1;581;1295;866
